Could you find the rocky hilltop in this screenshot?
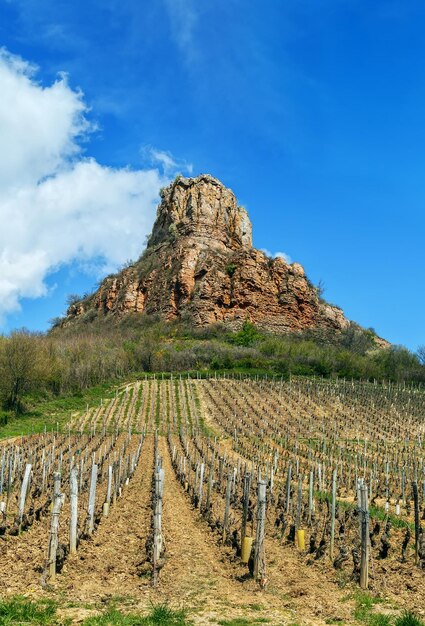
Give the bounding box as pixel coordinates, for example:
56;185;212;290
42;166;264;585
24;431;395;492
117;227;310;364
65;174;350;333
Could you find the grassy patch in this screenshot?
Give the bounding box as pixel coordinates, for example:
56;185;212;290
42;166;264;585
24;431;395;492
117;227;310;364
83;604;189;626
350;591;385;624
247;605;264;612
0;382;117;439
395;614;424;626
0;597;59;625
346;592;424;626
369;505;412;531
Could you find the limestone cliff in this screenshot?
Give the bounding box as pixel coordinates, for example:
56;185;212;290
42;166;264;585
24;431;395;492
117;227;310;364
64;174;350;333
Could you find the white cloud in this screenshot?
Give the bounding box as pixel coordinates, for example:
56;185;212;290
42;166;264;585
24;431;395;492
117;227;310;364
141;145;193;176
260;248;292;264
0;49;183;323
163;0;199;62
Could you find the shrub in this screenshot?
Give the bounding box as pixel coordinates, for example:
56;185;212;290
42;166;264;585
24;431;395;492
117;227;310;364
225;263;237;278
395;612;424;626
230;321;262;347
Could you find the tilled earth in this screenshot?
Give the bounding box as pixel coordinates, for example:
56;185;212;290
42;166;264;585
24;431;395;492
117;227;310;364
0;434;423;625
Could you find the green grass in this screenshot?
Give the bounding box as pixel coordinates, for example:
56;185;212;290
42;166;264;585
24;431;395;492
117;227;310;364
0;382;117;439
0;598;190;626
369;505;412;531
350;592;386;624
0;597;59;625
395;614;424;626
83;605;189;626
346;592;424;626
315;492;413;531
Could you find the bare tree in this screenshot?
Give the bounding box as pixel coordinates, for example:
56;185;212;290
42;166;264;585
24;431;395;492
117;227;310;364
417;345;425;366
0;330;42;410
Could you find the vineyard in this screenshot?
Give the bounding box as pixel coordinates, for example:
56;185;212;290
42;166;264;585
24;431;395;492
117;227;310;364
0;375;424;625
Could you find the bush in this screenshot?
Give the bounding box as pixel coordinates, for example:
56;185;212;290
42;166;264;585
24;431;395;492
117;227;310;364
273;359;290;378
225;263;237;278
395;612;424;626
230;321;262;347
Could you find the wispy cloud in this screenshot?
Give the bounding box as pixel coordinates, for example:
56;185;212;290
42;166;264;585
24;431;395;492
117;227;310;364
260;248;292;264
141;145;193;176
162;0;200;62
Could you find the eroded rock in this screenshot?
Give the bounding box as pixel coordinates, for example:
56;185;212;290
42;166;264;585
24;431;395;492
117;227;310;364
65;174;351;333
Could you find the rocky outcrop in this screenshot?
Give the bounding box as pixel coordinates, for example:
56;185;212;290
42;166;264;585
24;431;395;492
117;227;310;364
64;174;351;333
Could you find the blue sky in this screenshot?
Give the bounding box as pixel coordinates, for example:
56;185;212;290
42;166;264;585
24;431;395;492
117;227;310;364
0;0;424;351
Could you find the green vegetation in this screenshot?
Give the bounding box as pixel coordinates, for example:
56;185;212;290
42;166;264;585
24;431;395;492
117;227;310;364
0;598;190;626
225;263;237;278
352;592;385;624
0;597;422;626
0;381;116;439
0;597;58;625
395;614;425;626
344;591;424;626
315;492;413;531
1;314;425;426
230;321;262;347
84;604;189;626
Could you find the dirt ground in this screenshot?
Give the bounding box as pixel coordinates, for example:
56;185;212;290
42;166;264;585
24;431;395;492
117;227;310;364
1;433;424;625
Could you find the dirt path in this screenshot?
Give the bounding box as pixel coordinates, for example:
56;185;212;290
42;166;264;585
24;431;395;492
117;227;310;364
153;436;294;625
57;434;154;602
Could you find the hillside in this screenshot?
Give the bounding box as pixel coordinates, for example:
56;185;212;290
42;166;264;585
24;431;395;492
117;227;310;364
63;174;353;335
1;376;425;625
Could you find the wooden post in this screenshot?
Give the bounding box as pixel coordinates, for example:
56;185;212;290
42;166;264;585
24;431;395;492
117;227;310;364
205;458;215;513
285;463;292;515
412;481;420;566
296;474;303;530
87;463;98;535
330;469;337;561
308;470;314;525
5;454;12;513
47;472;63;582
18;463;31;529
0;451;5;497
104;465;113;517
153;467;165;587
194;463;200;499
223;471;232;543
79;457;84;492
360;483;369;589
69;467;78;554
241;472;251;543
254;479;267;588
198;462;205;510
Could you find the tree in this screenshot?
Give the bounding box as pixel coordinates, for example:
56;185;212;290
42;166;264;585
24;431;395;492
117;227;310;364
66;294;82;307
231;320;262;347
0;330;42;411
417;346;425;366
316;279;326;299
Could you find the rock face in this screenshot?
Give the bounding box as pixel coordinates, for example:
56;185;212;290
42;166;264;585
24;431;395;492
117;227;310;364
64;174;350;333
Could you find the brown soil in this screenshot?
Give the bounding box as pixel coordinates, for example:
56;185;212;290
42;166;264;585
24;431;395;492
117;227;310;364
2;433;421;625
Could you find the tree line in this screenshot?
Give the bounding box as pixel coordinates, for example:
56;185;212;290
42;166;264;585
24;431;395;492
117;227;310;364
1;314;424;415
